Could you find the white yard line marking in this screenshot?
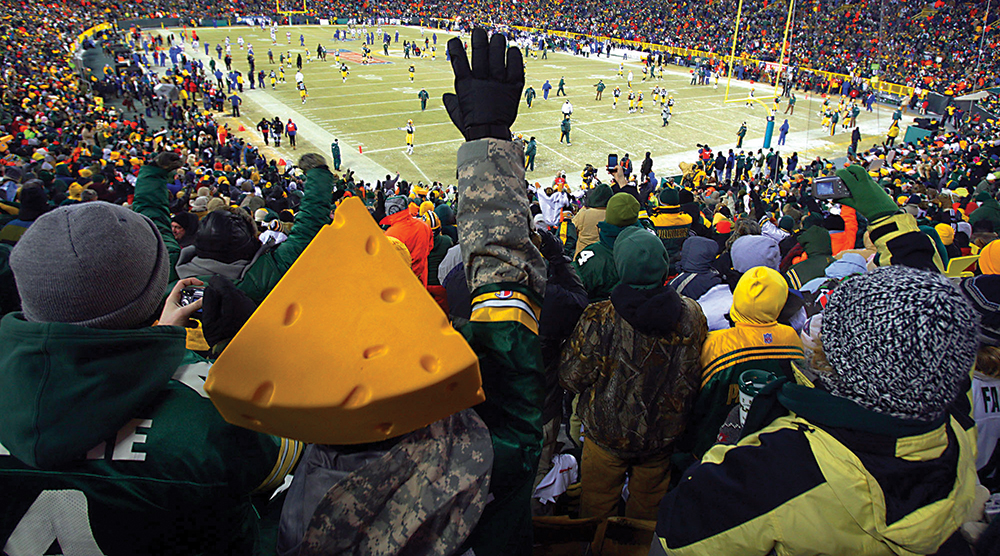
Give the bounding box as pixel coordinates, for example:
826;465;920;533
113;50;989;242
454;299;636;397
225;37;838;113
575;127;626;152
403;153;432;182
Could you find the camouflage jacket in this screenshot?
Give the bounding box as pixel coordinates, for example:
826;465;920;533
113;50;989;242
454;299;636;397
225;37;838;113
286;409;493;556
456;138;547;556
560;295;707;459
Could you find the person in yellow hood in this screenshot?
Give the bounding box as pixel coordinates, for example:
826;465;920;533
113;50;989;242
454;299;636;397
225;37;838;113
684;266;803;458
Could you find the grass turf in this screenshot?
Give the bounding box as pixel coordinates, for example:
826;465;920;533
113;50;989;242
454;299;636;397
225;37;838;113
169;25;909;187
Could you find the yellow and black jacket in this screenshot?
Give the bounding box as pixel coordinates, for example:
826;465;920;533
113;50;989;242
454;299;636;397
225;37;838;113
688;320;803;457
652;381;978;556
648;207;692;274
686;267;804;457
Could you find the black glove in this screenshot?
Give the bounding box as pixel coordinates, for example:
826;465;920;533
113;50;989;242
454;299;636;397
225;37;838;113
537;229;564;263
201;275;257;349
443;28;523;142
298;153;328;172
154;151;183;172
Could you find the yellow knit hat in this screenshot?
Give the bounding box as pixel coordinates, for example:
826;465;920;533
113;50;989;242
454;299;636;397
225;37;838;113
934;223;955;246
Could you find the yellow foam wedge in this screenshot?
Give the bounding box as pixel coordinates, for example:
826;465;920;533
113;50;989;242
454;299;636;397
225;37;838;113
205;197;484;444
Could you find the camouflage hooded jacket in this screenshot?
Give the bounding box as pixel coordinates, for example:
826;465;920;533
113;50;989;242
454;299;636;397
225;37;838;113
560;292;707;460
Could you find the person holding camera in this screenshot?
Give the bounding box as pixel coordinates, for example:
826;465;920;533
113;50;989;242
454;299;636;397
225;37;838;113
0;152;300;555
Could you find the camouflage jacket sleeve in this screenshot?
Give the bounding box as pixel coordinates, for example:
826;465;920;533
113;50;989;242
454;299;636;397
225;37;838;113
558;301;608;394
455;138;546;556
457;138;546;297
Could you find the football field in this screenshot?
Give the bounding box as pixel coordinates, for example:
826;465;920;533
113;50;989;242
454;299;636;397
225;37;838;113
166;25;913;188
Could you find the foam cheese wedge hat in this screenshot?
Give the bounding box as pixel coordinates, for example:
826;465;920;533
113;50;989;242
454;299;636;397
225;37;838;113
205;197;484;444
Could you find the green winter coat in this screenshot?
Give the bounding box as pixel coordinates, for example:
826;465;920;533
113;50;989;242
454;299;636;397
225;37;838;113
573;221;635;302
132;165;183;283
970;196;1000;232
0;313;298;555
427;232;454;286
785;225;836;290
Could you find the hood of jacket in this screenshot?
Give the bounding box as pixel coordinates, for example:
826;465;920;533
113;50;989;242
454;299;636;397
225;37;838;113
0;313;187;469
798;225;834;257
610;283;683;337
677;236;719;273
731;267;788;324
824;253;867;281
175;239;278;282
597;220;638;249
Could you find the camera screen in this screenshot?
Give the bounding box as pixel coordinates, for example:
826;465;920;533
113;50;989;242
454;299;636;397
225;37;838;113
816;180;835;196
181;288;204;307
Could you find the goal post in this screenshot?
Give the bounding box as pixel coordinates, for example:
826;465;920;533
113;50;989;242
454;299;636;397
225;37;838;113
276;0;308;15
724;0;796;108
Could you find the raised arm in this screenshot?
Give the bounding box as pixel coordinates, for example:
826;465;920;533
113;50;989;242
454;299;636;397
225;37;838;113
445;28;547;556
133;152;183;283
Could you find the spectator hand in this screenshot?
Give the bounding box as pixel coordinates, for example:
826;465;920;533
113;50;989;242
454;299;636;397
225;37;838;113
836;164;898;221
443;28;523;142
154;152;183;172
201;275;257;347
298;153;328;172
158;278;203;327
537;229;564;262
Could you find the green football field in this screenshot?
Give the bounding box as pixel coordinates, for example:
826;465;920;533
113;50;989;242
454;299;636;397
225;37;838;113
165;25;913;187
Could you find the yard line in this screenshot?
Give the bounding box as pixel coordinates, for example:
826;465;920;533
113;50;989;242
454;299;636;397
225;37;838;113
536;142;584;169
313;106;446;122
362;136;464;154
621;122;686;149
575;127;627;153
345;120;457;134
403;152;432;182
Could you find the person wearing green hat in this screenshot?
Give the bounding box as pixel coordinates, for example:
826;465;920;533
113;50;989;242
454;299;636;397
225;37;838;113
572;183;612;258
649;187;692;275
560;225;707;520
573;192;639;302
971;190;1000;233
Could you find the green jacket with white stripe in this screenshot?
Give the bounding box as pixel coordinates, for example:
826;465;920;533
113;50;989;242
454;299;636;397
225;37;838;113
0;313;300;555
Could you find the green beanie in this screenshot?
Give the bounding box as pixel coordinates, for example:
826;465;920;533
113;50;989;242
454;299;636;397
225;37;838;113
778;215;794;232
658;187;680;207
605;193;640;227
587;183;614;208
614;227;668;289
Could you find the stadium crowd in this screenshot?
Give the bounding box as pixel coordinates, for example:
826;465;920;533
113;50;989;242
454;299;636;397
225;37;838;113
2;0;1000;555
297;0;998;96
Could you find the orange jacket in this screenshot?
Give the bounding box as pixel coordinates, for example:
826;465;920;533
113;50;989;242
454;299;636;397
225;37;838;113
381;211;433;286
830;205;858;256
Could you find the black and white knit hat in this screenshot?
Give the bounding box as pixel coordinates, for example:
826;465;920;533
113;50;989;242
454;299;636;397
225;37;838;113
821;265;979;422
959;274;1000;347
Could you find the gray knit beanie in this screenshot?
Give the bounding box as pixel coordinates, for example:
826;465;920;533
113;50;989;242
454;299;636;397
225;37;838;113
10;203;169;329
385;195;408;216
821;265;979;421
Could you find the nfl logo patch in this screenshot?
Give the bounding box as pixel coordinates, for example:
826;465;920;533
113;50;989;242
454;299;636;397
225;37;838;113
495;291;514;299
763;333;773;344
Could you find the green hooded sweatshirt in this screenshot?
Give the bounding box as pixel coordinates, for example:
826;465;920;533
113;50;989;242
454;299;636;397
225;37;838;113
0;313;294;555
785;225;836;290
